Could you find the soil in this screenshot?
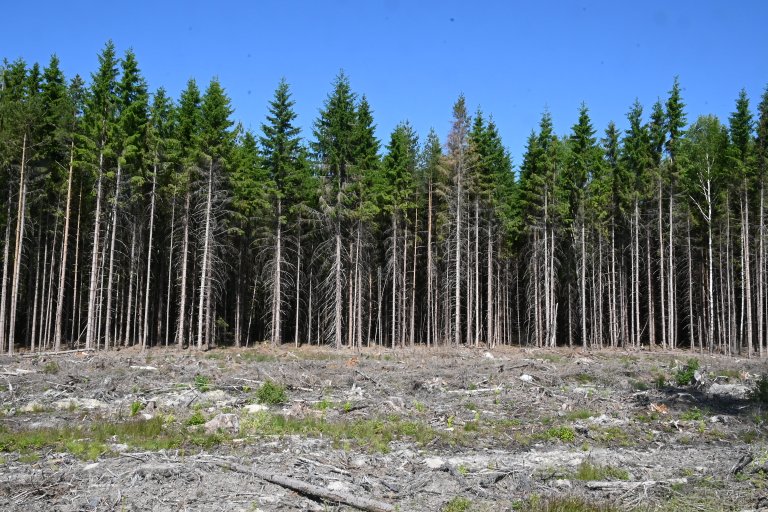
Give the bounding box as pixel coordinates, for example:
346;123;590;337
1;345;767;511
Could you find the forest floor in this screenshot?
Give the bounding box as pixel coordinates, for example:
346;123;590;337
1;344;767;512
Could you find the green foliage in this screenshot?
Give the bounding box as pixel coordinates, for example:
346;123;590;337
194;374;211;392
130;401;144;417
42;361;60;374
443;496;471;512
751;375;768;404
256;380;287;405
186;411;206;426
680;407;703;421
675;359;700;386
543;426;576;443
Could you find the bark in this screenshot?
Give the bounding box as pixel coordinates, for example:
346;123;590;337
85;148;105;350
197;160;214;350
0;200;12;353
8;133;29;355
175;189;191;347
54;143;75;350
141;166;157;349
103;161;122;349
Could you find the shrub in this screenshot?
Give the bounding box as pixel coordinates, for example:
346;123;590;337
257;380;287;405
751;375;768;404
194;374;211;392
675;359;700;386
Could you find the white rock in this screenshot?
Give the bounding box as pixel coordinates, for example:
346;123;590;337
519;374;534;383
244;403;269;414
424;457;445;469
483;352;495;359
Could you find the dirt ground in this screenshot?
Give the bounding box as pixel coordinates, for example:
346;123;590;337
1;344;767;511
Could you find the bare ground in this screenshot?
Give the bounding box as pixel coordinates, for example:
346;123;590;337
1;345;767;511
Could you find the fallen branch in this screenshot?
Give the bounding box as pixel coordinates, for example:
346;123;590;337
215;461;395;512
21;348;95;358
586;477;687;491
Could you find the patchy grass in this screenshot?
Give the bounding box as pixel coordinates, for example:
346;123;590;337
194;374;211;392
680;407;703;421
0;415;223;461
540;426;576;443
566;409;594;421
443;496;472;512
519;495;620;512
240;411;441;453
572;460;629;481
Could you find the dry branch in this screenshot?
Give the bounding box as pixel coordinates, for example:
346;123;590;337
214;461;396;512
21;348;96;358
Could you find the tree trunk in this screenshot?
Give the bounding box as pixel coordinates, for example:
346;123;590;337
103;161;122;350
0;200;12;353
54;143;75;350
141;166;157;349
8;133;29;355
176;189;191;347
85;148;105;350
197;160;214;350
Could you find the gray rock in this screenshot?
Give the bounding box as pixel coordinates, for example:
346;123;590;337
204;413;240;435
708;383;750;400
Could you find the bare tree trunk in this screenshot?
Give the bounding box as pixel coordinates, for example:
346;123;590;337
165;197;176;347
8;133;29;355
474;200;480;346
30;232;42;352
176;189;191;348
427;180;433;347
668;193;675;349
0;200;12;353
759;185;765;357
744;184;753;357
271;198;282;345
197;160;214;350
71;185;83;345
103;161;122;350
391;215;397;347
581;219;587;347
334;227;343;349
54;143;75;350
124;224;137;346
409;209;417;347
659;184;666;349
294;216;302;347
487;219;493;347
141;166;157;350
454;179;462;347
85;148;105;350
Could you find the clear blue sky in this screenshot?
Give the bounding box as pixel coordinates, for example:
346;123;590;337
3;0;767;167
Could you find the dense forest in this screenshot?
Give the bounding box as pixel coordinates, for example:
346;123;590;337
1;42;767;357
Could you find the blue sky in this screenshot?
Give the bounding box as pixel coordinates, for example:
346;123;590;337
3;0;767;167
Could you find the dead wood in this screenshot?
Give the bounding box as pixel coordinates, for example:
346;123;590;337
585;477;688;491
20;348;95;357
214;461;396;512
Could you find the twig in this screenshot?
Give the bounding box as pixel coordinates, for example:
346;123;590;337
298;456;352;476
